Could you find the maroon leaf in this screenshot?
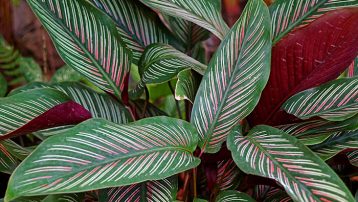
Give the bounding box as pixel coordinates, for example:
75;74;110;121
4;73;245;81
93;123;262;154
249;8;358;126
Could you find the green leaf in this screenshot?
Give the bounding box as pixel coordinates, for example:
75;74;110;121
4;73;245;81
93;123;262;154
175;70;200;103
191;0;272;153
130;43;206;98
10;82;133;124
5;117;200;200
228;125;355;202
0;73;7;97
27;0;131;99
347;57;358;77
139;0;229;39
89;0;179;64
310;130;358;160
98;176;177;202
283;78;358;121
133;99;167;118
34;125;74;140
0;141;18;174
216;190;255;202
2;140;32;161
347;150;358;167
270;0;358;44
216;159;241;191
17;57;43;83
51;65;84;83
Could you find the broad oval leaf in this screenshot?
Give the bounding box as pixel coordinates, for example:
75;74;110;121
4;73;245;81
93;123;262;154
216;190;255;202
191;0;272;153
89;0;178;63
270;0;358;44
250;8;358;126
175;70;200;103
228;125;355;202
98;177;177;202
10;82;133;124
27;0;131;99
283;78;358;121
139;0;229;39
310;130;358;160
5;117;200;200
0;88;91;139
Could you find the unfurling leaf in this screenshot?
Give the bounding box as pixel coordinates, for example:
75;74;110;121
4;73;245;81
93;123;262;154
228;125;355;202
283;78;358;121
28;0;131;99
140;0;229;39
175;70;200;103
5;117;200;201
191;0;272;153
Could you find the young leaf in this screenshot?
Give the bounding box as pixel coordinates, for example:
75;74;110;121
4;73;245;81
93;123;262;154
89;0;178;63
191;0;271;153
0;142;18;174
27;0;131;99
250;8;358;126
310;130;358;160
347;150;358;167
10;82;133;124
175;70;200;103
98;177;177;202
0;73;7;97
0;88;91;139
283;78;358;121
216;190;255;202
139;0;229;39
228;125;355;202
270;0;358;44
5;117;200;200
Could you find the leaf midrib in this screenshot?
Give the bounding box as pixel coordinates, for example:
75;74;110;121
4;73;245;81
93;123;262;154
34;1;123;99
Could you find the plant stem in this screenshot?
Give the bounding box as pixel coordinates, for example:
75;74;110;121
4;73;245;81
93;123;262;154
141;87;149;118
168;81;182;119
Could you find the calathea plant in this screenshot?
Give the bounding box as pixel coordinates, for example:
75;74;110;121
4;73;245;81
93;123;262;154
0;0;357;201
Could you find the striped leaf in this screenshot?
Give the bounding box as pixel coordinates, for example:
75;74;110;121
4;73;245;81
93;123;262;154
216;159;241;191
0;88;91;139
89;0;178;63
310;130;358;160
249;8;358;126
163;16;209;50
283;78;358;121
131;43;206;98
133;99;167;118
228;125;355;202
34;125;74;140
254;185;283;201
139;0;229;39
347;57;358;77
270;0;358;44
216;190;255;202
5;117;200;200
347;150;358;167
2;140;32;161
191;0;271;153
0;141;18;174
10;82;133;124
264;192;292;202
175;70;200;103
28;0;131;99
0;73;7;97
42;193;84;202
98;177;177;202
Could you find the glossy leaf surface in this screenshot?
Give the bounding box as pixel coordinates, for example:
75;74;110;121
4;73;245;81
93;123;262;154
191;0;271;153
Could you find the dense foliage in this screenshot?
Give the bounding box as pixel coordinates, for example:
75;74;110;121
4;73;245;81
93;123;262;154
0;0;357;201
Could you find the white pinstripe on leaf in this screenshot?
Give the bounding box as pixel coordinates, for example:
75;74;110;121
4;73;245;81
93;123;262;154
191;0;272;153
5;117;200;200
27;0;131;99
215;190;255;202
347;150;358;167
139;0;229;39
228;125;355;202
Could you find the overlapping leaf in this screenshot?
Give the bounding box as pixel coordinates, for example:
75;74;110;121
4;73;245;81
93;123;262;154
216;159;241;191
5;117;200;200
270;0;358;44
139;0;229;39
89;0;178;63
216;190;255;202
2;140;32;161
0;88;91;139
310;130;358;160
250;8;358;126
10;82;132;124
347;150;358;167
28;0;131;99
348;57;358;77
175;70;200;103
228;125;355;202
98;177;177;202
283;78;358;121
191;0;271;153
51;65;85;83
0;141;18;174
